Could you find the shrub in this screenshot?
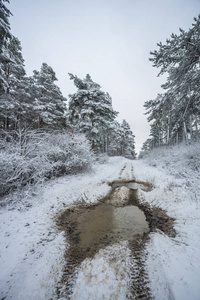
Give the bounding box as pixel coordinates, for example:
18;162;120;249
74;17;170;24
0;130;94;196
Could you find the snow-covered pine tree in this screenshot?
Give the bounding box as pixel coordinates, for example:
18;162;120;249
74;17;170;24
0;36;30;129
120;119;136;159
0;0;12;110
0;0;11;54
68;73;118;152
107;121;123;156
145;15;200;146
144;93;172;146
31;63;67;129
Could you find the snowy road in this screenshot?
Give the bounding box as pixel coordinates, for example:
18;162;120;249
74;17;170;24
1;156;200;299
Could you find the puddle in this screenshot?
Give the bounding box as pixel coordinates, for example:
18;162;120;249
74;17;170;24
56;179;176;299
73;204;149;250
112;180;152;192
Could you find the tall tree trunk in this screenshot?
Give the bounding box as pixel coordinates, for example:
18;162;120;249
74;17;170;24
38;114;41;128
195;114;198;136
102;134;104;153
105;134;108;154
158;130;161;146
167;112;170;144
189;115;193;142
107;134;109;155
176;131;179;145
183;121;189;145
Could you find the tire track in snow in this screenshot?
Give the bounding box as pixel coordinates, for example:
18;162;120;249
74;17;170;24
128;238;152;299
119;163;127;180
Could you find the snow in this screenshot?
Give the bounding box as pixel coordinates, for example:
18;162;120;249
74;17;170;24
71;241;131;300
134;143;200;300
0;157;127;299
1;142;200;299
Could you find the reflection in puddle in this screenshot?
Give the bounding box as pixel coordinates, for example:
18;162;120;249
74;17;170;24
74;204;149;250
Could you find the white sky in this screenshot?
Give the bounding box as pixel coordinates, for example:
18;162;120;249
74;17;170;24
8;0;200;153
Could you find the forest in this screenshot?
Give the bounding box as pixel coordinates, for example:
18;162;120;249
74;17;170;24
0;0;136;196
141;15;200;152
1;1;200;299
1;0;200;195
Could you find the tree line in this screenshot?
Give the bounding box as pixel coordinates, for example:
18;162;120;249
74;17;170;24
142;15;200;152
0;0;136;159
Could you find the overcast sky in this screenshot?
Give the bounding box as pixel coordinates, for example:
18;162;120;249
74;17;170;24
8;0;200;153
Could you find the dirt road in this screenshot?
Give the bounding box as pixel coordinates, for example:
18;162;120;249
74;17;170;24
56;162;176;299
2;157;199;300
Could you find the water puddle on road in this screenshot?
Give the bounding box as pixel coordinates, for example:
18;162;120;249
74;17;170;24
112;181;152;192
57;180;152;254
74;204;149;250
56;179;176;299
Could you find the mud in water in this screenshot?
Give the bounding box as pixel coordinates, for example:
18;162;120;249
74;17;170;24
67;204;149;251
56;179;176;299
112;180;152;192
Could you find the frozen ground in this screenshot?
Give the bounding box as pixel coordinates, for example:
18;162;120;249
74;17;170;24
0;142;200;299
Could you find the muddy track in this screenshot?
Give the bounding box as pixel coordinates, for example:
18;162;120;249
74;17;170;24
128;189;176;238
127;189;175;299
55;177;176;299
128;238;152;299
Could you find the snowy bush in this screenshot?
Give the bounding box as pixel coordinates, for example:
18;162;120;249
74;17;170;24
142;142;200;176
0;130;94;196
95;153;109;164
141;142;200;202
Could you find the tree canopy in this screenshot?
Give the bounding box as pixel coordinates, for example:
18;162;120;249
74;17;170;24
0;1;136;159
143;15;200;150
68;73;136;157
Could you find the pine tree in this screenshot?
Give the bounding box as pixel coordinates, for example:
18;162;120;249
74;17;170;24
0;0;12;94
144;15;200;146
31;63;67;129
105;121;122;156
0;0;12;54
68;73;118;151
0;36;28;129
120;120;136;158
